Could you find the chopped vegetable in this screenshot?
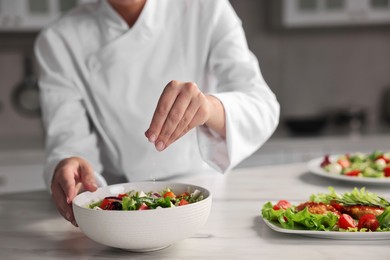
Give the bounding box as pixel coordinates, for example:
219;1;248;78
321;151;390;179
358;214;380;231
273;200;292;210
338;214;356;229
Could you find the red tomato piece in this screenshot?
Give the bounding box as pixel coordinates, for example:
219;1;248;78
100;198;124;210
118;193;128;198
163;191;176;199
100;198;115;209
338;214;356;229
358;214;380;231
178;192;189;198
344;170;361;176
273;200;292;210
337;159;351;169
330;201;344;212
138;203;149;210
384;166;390;177
178;199;189;206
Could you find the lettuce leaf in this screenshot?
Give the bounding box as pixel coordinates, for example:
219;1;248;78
309;187;390;208
261;202;338;231
122;196;137;210
377;206;390;228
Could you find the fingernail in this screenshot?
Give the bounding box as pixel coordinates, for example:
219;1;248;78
156;141;164;151
66;212;71;221
148;134;156;143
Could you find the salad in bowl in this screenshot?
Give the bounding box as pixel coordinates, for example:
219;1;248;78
73;182;211;252
88;187;204;211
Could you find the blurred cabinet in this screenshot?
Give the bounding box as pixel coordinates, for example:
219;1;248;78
282;0;390;27
0;0;96;31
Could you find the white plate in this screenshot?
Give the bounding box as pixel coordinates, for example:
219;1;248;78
262;218;390;240
307;156;390;185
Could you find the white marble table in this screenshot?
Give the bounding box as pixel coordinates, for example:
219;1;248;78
1;162;390;260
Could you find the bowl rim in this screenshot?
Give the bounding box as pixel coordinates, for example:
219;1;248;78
72;181;211;213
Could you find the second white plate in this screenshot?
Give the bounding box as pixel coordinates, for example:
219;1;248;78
307;156;390;185
262;217;390;240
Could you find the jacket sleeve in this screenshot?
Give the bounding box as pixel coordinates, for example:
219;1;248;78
196;0;280;173
34;28;107;190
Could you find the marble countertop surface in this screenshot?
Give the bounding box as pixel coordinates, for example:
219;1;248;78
2;160;390;260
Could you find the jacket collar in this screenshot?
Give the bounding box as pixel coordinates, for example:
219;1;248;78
98;0;155;38
99;0;128;33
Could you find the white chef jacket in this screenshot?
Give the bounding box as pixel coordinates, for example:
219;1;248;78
35;0;280;189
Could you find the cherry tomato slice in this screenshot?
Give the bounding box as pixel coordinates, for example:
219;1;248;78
358;214;380;231
138;203;149;210
178;199;189;206
337;159;351;169
273;200;292;210
118;193;128;198
384;166;390;177
100;198;115;210
163;191;176;199
338;214;356;230
344;170;361;176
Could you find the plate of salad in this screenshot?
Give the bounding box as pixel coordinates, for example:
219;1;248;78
261;187;390;240
307;151;390;184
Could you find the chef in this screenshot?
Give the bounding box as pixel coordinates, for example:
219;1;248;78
35;0;280;226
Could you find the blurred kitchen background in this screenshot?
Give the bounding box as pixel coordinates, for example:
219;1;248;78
0;0;390;180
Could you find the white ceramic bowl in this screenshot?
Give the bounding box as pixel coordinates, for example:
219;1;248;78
72;181;212;252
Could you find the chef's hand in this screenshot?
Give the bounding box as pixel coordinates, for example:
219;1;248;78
145;80;226;151
51;157;97;227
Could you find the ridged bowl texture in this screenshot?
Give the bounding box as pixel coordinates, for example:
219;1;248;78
72;181;212;252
